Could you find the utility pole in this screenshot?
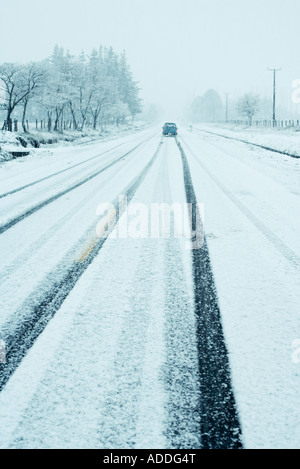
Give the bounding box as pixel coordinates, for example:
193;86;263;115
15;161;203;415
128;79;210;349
225;93;230;123
268;68;281;127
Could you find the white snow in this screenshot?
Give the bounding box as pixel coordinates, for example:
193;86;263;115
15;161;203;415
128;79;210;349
0;126;299;449
180;129;300;449
193;123;300;157
0;134;200;449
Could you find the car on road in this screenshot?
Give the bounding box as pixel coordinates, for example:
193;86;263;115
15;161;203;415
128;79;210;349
162;122;178;136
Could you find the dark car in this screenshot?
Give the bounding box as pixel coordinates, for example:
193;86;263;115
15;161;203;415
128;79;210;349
162;122;177;136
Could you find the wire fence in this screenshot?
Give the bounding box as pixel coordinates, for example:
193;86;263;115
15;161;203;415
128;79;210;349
224;119;300;128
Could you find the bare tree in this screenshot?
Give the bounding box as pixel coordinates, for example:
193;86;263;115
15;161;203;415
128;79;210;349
188;90;222;122
0;63;33;131
0;45;142;134
79;84;94;130
236;93;260;125
20;63;45;132
89;80;116;130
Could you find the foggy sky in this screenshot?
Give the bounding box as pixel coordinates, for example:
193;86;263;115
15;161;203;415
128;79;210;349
1;0;300;117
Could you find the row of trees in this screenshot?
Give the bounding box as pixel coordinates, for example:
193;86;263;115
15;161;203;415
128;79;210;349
187;89;273;125
0;45;141;132
188;90;223;122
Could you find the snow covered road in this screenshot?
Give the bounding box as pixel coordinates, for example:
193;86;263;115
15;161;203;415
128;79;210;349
0;127;299;449
180;128;300;449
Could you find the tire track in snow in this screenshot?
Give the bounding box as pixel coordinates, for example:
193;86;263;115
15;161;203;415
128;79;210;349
0;140;162;392
0;176;108;284
180;136;299;269
0;137;152;235
96;238;164;448
93;150;168;448
0;140;126;199
0;142;144;284
176;139;243;449
94;143;201;448
158;142;201;448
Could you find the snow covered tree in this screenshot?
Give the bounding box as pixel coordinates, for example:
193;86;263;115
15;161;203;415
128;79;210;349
139;103;161;122
188;90;222;122
201;89;223;122
0;44;141;132
88;49;115;130
20;63;45;132
0;63;42;131
189;96;203;122
118;51;141;122
236;93;260;125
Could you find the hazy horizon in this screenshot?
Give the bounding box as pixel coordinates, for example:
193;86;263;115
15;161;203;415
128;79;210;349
1;0;300;118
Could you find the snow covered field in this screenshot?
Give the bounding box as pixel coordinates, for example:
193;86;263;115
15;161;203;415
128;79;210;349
193;123;300;157
0;126;299;449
